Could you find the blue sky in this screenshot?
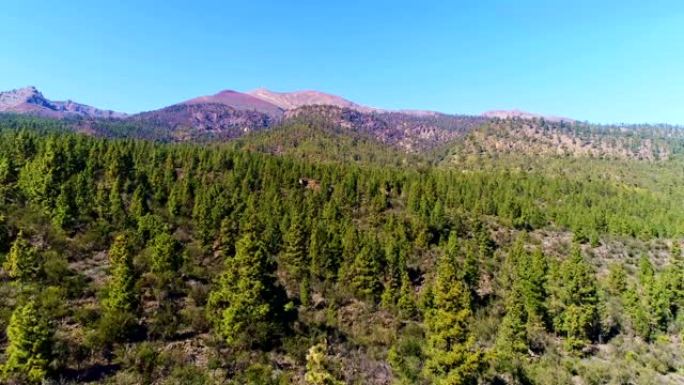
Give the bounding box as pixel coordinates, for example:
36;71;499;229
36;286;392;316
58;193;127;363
1;1;683;123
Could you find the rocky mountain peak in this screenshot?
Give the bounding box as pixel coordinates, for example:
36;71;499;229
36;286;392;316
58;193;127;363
0;86;126;119
0;86;48;109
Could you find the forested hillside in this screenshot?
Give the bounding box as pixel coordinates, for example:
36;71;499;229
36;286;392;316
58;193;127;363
0;117;683;385
448;118;684;161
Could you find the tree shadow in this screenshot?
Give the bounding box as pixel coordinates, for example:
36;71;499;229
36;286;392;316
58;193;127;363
58;363;121;383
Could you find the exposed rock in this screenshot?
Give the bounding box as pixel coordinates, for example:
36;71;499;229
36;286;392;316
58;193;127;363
0;86;126;119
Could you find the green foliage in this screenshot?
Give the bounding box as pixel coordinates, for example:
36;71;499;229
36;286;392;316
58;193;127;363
147;232;184;340
304;340;343;385
606;262;627;295
281;212;308;284
129;185;149;219
96;234;140;346
1;300;54;384
389;325;426;385
3;231;41;282
346;237;382;302
422;249;483;384
150;232;182;275
105;234;138;314
496;288;529;359
547;246;599;348
206;232;287;349
235;122;428;167
0;125;682;383
53;181;77;230
623;255;682;340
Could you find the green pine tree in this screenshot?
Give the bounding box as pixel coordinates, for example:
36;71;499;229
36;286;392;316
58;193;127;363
129;185;148;220
304;340;343;385
422;250;483;384
104;234;139;316
548;246;599;349
150;232;182;276
281;212;308;283
1;300;54;384
108;178;127;225
495;287;529;375
3;231;41;282
347;239;382;302
206;232;285;349
53;182;76;230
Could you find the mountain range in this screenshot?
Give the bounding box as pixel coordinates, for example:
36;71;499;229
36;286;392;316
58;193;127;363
0;86;459;119
0;86;495;150
2;85;677;161
0;86;126;119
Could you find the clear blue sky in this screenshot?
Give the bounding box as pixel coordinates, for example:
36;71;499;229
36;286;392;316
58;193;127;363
2;1;683;123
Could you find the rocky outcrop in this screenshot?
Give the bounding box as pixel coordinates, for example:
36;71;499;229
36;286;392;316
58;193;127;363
0;86;126;119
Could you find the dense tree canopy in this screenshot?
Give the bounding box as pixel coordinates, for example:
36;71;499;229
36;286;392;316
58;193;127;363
0;123;682;384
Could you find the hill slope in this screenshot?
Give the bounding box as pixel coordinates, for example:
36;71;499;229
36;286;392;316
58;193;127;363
0;124;682;384
182;89;284;116
446;117;682;162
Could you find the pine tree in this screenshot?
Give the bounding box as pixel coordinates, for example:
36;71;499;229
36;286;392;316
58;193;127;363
422;249;482;384
309;220;328;281
1;300;54;384
0;155;11;187
381;237;403;309
649;274;674;331
217;216;240;258
341;224;359;266
53;182;76;230
17;146;58;209
281;212;308;282
97;233;140;346
150;232;182;276
206;232;285;349
622;256;669;340
347;238;381;302
623;285;652;340
104;234;138;315
495;287;528;373
518;247;548;326
446;232;479;304
606;262;627;296
397;271;418;319
166;185;180;216
148;232;183;340
3;232;41;282
108;178;126;225
304;340;343;385
547;246;599;349
129;185;148;220
300;275;311;308
430;199;447;236
498;239;548;359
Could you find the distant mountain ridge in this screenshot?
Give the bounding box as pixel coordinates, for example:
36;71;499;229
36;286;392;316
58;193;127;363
0;86;126;119
100;87;486;148
248;88;377;113
182;89;285;117
1;86;580;124
12;86;652;158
